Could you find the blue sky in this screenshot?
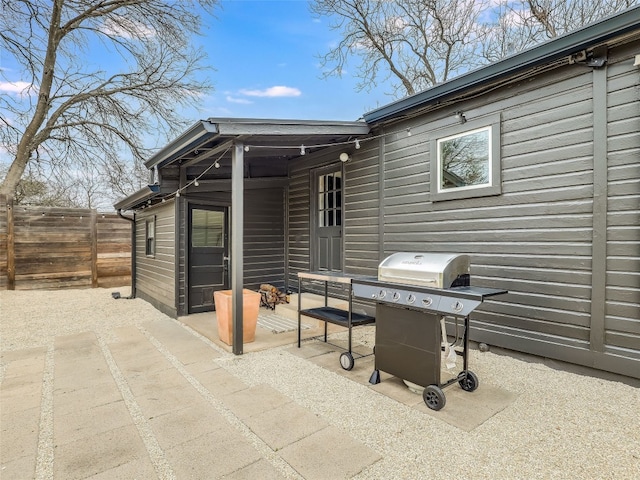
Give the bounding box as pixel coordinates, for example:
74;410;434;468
0;0;396;167
187;0;394;121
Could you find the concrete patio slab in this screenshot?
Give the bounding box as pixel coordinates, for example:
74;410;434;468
278;425;382;480
189;366;250;397
83;456;157;480
0;373;43;414
53;424;148;480
53;400;132;445
223;384;292;420
0;406;40;465
415;382;519;431
221;458;288;480
294;339;519;432
148;405;228;450
164;428;262;479
53;379;123;416
242;400;329;450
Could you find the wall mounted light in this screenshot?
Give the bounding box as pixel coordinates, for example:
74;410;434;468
339;152;350;162
455;111;467;124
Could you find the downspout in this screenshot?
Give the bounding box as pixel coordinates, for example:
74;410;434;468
117;209;137;299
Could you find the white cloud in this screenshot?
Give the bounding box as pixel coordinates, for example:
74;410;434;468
0;81;36;96
226;96;253;104
100;18;156;39
239;86;301;98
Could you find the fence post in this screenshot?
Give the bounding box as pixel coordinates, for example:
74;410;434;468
6;197;15;290
91;209;98;288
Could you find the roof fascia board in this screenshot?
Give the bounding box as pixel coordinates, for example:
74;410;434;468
144;120;219;169
114;184;160;211
363;6;640;123
212;118;370;136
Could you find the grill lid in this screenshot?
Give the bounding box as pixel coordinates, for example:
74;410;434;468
378;252;470;288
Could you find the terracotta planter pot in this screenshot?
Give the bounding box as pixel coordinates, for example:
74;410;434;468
213;289;261;345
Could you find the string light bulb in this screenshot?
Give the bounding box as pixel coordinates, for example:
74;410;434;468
406;127;412;137
244;145;250;152
355;139;361;149
194;179;199;187
214;160;220;169
176;191;181;198
300;145;306;155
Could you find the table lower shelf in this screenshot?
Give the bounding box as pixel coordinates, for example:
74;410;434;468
299;306;375;327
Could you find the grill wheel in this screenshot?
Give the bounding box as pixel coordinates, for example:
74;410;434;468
422;385;446;410
339;352;355;371
457;370;479;392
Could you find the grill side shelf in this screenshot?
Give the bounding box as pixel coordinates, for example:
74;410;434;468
297;272;377;369
299;306;375;327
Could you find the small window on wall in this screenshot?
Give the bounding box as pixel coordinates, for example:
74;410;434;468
145;216;155;257
430;114;501;201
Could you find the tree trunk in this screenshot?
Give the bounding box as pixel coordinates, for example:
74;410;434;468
0;0;63;199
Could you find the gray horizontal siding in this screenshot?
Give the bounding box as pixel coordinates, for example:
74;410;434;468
136;202;176;315
604;56;640;354
287;160;312;287
380;67;596;355
283;42;638;378
344;141;382;275
243;188;286;290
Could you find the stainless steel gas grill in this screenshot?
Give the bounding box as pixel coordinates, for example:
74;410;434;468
351;252;507;411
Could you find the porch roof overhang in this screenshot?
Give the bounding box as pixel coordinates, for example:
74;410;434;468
114;118;370;212
363;4;640;123
113;184;160;211
144;117;371;171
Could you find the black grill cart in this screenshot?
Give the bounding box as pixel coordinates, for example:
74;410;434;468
297;271;376;370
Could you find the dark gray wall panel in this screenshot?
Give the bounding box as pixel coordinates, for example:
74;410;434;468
243;188;286;290
135;201;177;315
604;54;640;353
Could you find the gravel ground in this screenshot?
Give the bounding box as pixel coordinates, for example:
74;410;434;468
1;287;639;479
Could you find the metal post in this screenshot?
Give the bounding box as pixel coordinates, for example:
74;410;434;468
231;142;244;355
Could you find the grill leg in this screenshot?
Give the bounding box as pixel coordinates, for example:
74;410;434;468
369;369;380;385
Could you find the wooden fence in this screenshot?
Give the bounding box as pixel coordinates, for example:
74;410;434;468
0;195;132;290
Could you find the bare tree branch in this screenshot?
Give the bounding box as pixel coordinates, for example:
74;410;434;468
0;0;218;207
312;0;639;99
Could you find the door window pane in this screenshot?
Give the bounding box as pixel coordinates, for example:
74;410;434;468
192;209;224;247
317;170;342;227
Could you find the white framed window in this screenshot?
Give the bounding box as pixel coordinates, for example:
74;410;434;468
430;113;501;201
145;216;155;257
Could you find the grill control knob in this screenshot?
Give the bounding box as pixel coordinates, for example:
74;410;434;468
378;290;386;299
407;294;416;304
392;292;401;302
422;297;433;307
452;301;464;313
